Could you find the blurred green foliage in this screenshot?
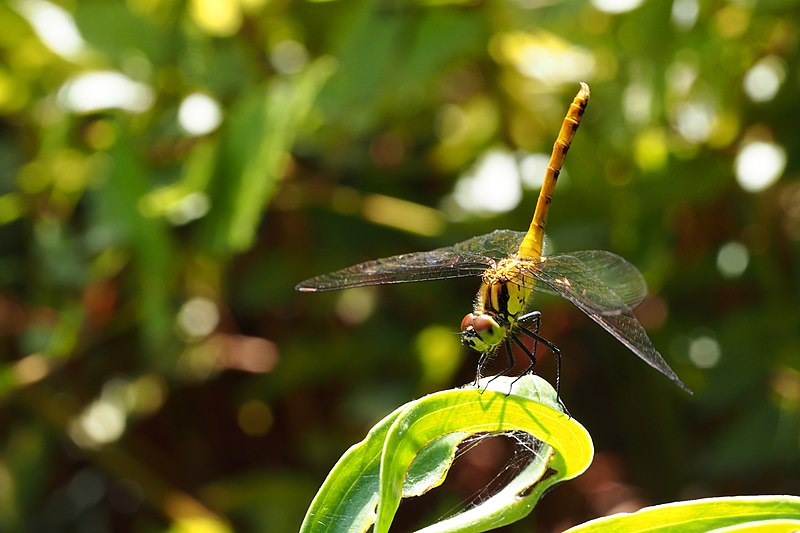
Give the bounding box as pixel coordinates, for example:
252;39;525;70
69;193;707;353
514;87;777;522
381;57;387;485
0;0;798;531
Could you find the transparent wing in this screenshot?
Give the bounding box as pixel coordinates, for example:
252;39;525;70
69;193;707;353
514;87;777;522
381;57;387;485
520;250;649;310
295;230;527;292
514;251;690;392
451;229;527;259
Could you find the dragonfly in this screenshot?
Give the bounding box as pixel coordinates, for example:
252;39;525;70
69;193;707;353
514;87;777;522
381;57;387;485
297;83;691;395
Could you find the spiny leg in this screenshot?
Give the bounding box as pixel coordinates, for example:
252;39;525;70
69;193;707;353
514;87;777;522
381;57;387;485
517;311;541;359
507;331;569;417
510;332;537;375
516;311;560;395
508;332;538;395
488;312;544;395
517;324;561;394
474;351;490;386
516;324;568;414
482;338;517;392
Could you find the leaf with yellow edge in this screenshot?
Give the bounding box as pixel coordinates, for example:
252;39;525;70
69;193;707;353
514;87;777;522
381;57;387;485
563;495;800;533
301;374;593;533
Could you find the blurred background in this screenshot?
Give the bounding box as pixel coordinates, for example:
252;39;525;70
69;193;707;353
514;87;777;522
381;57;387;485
0;0;798;531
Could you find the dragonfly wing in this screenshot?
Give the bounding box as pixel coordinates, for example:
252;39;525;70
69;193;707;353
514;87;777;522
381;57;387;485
451;229;527;260
517;251;649;310
296;251;490;291
296;229;528;292
568;303;689;392
570;250;650;308
519;252;690;392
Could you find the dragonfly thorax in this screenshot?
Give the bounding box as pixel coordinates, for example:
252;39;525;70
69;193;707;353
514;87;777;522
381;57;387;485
460;313;506;353
476;259;533;324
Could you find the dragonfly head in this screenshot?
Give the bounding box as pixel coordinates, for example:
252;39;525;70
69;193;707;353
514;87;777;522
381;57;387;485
460;313;504;352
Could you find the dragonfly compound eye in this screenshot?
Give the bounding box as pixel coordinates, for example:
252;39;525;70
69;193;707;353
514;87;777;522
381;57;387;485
460;313;476;332
471;315;496;334
460;313;503;352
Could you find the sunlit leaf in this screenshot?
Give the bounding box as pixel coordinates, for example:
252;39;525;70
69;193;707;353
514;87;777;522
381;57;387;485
563;495;800;533
302;375;593;533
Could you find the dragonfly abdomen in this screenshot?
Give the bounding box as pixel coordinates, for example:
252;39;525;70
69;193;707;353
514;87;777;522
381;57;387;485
518;83;590;261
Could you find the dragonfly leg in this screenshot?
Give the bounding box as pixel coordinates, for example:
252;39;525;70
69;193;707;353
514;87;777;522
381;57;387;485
517;311;542;322
474;351;490;387
517;311;541;359
509;333;536;375
516;323;568;414
506;333;538;395
483;340;516;392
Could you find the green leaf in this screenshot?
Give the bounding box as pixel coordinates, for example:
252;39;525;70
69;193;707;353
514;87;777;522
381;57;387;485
319;2;486;133
563;495;800;533
202;57;336;255
91;136;176;354
73;0;163;64
301;375;593;533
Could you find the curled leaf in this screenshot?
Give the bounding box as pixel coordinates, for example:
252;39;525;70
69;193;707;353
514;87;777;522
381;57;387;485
301;375;593;533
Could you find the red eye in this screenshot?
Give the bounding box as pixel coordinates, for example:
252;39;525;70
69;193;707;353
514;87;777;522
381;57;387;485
472;315;494;333
461;314;475;331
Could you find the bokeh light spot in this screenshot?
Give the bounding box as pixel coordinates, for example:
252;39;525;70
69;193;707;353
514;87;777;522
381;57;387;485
214;334;279;374
673;101;714;144
12;353;51;385
237;400;274;436
688;335;721;369
270;40;309;75
84;119;117;150
714;4;750;39
177;297;220;339
0;193;26;225
634;127;668;171
623;83;652;124
436;104;469;144
70;399;126;447
495;32;595;84
735;141;786;193
519;153;551;190
666;58;698;96
13;0;86;59
671;0;699;30
178;93;223;136
779;184;800;241
189;0;242;37
176;342;220;382
58;71;153;114
716;241;749;278
415;324;463;389
130;374;167;416
743;56;785;103
635;296;669;330
591;0;644;14
335;287;376;326
771;368;800;405
165;192;211;226
0;70;29;112
452;150;522;215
